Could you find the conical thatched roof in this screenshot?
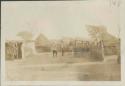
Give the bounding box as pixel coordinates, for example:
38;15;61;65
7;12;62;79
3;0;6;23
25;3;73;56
102;33;119;42
35;33;49;46
102;33;119;46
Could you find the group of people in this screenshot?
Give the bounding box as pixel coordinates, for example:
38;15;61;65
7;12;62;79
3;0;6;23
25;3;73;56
5;41;22;59
52;48;65;57
52;43;65;57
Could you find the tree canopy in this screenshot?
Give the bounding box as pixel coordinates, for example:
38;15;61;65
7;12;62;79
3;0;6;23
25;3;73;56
17;31;33;41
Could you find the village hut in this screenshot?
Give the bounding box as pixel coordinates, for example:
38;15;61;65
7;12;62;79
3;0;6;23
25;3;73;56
101;33;120;55
35;33;50;52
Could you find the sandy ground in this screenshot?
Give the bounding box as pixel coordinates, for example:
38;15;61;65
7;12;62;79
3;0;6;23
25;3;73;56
5;52;121;81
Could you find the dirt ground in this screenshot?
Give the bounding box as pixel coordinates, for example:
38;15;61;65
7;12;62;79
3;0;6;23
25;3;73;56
5;52;121;81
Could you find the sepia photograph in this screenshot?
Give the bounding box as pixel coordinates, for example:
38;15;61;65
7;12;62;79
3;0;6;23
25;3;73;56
1;0;124;86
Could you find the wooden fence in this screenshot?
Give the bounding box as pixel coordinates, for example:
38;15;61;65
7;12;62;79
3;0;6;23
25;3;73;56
5;41;23;60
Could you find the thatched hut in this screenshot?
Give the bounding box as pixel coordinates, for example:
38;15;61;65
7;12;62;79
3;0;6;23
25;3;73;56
35;33;50;52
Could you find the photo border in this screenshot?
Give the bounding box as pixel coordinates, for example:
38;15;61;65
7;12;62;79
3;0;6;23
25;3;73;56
1;0;125;86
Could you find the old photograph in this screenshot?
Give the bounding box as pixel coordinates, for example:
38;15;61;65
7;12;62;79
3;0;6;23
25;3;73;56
1;0;121;84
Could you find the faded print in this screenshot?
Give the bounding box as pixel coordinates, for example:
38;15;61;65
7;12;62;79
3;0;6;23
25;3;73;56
2;0;121;82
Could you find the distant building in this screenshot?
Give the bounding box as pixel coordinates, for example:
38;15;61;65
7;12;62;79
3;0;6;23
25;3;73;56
35;33;50;52
102;33;120;55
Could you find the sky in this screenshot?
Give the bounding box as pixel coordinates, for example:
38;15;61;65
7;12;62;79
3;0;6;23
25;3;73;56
1;0;120;40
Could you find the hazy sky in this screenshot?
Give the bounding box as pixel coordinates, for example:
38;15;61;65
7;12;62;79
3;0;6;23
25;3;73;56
2;0;120;40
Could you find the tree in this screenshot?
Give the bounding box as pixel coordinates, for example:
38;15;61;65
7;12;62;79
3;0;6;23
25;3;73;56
86;25;107;60
17;31;34;57
86;25;107;42
17;31;33;42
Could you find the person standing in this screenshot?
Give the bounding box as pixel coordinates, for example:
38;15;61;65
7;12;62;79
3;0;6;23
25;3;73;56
18;42;22;59
52;43;58;57
61;42;65;56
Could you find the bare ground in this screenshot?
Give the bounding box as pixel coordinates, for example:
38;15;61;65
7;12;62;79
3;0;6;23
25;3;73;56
5;52;121;81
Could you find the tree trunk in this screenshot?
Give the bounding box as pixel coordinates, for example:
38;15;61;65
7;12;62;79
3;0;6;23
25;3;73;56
101;40;104;61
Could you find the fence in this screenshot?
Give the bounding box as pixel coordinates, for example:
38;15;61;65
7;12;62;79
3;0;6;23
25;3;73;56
89;40;120;61
5;41;23;60
90;45;104;61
